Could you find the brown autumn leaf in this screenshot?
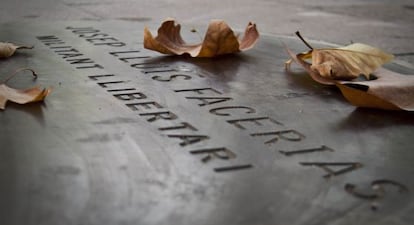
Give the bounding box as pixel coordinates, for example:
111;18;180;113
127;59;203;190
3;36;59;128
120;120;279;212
0;42;33;58
336;68;414;111
286;32;394;81
143;18;259;57
285;32;414;111
0;69;51;110
285;47;335;85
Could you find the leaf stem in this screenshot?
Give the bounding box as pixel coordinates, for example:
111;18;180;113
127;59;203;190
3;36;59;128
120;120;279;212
2;68;37;84
295;31;313;50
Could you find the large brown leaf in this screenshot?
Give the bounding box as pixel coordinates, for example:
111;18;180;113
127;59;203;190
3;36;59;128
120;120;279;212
286;32;393;81
285;47;335;85
285;33;414;111
0;69;51;110
144;18;259;57
0;42;33;58
310;43;394;80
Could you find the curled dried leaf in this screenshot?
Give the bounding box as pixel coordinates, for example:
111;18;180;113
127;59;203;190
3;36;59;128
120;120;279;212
336;68;414;111
285;46;335;85
144;18;259;57
286;32;394;81
311;43;394;80
0;42;33;58
0;69;51;110
285;44;414;111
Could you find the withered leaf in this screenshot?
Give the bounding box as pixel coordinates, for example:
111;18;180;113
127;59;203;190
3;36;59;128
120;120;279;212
337;68;414;111
144;18;259;57
286;32;394;81
0;69;51;110
285;41;414;111
285;47;335;85
312;43;394;80
0;42;33;58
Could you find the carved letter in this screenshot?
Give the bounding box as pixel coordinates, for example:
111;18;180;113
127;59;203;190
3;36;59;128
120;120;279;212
279;145;334;156
97;81;125;88
67;58;93;64
251;130;305;144
167;134;209;146
175;87;222;95
126;101;163;111
152;74;192;82
76;64;104;69
158;122;197;131
109;50;142;57
185;96;232;106
89;74;115;80
227;117;283;130
119;56;150;63
344;179;409;210
299;162;362;178
113;92;147;101
190;147;236;163
210;106;256;116
139;111;177;122
214;164;253;172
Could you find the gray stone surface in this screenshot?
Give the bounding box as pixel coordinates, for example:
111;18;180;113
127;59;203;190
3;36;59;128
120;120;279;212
0;19;413;225
0;2;413;225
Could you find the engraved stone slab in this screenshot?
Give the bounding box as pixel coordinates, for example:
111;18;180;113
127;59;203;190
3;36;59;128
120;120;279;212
0;21;413;225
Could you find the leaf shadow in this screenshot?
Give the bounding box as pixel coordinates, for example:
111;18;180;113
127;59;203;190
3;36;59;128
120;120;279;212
7;102;46;126
336;108;414;130
141;53;251;90
283;69;344;101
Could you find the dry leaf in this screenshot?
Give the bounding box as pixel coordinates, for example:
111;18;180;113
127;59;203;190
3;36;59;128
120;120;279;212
286;32;393;81
144;18;259;57
313;43;394;80
285;47;335;85
0;42;33;58
285;32;414;111
0;69;51;110
337;68;414;111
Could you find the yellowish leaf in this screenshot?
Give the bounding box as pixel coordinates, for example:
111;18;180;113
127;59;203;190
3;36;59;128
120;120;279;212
285;32;414;111
0;69;51;110
286;32;393;81
285;45;414;111
0;42;33;58
311;43;394;80
285;46;335;85
144;18;259;57
337;68;414;111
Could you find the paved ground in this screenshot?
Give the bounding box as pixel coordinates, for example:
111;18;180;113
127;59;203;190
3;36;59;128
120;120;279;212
1;2;413;225
1;0;413;64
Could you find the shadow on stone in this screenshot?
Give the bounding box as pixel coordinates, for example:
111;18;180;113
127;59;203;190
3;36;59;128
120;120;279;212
8;102;46;126
141;53;250;91
337;108;414;130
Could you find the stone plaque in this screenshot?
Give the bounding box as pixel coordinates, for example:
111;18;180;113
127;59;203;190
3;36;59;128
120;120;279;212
0;20;413;225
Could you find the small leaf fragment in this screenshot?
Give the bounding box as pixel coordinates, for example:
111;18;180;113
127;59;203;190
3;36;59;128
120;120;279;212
336;68;414;111
144;18;259;57
0;42;33;58
0;69;51;110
